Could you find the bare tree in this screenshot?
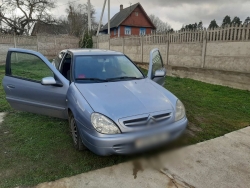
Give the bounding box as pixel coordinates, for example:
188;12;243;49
62;2;97;37
0;0;56;35
149;14;172;33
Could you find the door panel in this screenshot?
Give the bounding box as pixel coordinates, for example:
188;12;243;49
148;48;166;86
3;48;69;119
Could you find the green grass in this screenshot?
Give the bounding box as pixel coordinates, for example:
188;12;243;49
11;56;53;81
0;65;250;188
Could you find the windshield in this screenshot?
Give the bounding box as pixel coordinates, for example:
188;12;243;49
74;55;144;83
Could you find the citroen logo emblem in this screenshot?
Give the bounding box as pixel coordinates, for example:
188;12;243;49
146;116;156;126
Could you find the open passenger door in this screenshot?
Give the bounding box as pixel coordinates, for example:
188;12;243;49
147;48;166;86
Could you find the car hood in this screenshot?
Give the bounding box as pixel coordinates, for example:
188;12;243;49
75;79;173;120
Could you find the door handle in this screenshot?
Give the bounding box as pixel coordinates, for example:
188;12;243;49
7;85;15;89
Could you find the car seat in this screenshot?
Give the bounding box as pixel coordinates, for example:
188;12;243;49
105;62;119;78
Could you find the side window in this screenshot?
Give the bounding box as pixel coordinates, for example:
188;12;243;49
140;28;146;36
152;50;164;75
10;52;53;82
65;53;71;59
125;27;131;35
60;53;72;80
116;56;142;77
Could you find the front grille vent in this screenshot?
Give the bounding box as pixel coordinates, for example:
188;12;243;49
153;113;172;121
123;113;171;127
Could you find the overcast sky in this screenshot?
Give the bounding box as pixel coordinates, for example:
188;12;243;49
53;0;250;30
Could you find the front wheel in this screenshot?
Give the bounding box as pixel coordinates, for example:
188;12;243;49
69;114;86;151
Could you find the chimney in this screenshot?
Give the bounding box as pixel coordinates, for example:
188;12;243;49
120;4;123;11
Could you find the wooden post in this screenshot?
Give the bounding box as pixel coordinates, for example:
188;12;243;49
201;28;207;68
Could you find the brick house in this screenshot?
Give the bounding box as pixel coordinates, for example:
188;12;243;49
100;3;156;37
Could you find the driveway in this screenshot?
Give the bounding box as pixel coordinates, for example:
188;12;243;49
35;126;250;188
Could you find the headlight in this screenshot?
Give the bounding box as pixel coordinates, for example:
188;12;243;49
175;100;186;121
91;113;121;134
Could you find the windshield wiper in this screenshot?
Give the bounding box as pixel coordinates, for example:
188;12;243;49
75;78;108;82
106;77;143;81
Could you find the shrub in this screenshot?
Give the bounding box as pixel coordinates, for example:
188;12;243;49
79;32;93;48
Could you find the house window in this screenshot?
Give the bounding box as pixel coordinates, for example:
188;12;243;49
135;12;139;16
125;26;131;35
114;29;117;35
140;28;146;35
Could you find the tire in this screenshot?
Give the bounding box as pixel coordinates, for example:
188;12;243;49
69;114;86;151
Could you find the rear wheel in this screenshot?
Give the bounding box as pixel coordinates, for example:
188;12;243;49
69;114;86;151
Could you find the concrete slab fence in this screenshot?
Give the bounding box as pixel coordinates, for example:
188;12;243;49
0;34;79;62
93;24;250;90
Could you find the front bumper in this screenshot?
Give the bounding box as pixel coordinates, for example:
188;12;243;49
78;117;188;156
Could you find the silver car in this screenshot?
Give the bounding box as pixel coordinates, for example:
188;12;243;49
2;48;188;156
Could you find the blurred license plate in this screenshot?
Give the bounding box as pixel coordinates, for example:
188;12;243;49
135;132;169;148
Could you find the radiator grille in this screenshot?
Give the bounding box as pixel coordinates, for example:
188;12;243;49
123;113;171;127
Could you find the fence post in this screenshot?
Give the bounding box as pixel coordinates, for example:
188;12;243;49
36;35;39;52
108;35;110;50
166;33;170;66
141;36;143;63
201;28;207;68
241;24;245;41
246;24;250;41
227;24;230;41
13;33;17;48
54;36;57;56
122;37;124;53
97;36;99;48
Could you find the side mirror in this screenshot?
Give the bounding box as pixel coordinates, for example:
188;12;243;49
41;77;63;87
154;68;166;77
41;77;57;85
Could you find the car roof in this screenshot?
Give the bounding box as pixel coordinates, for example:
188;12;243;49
67;49;124;56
